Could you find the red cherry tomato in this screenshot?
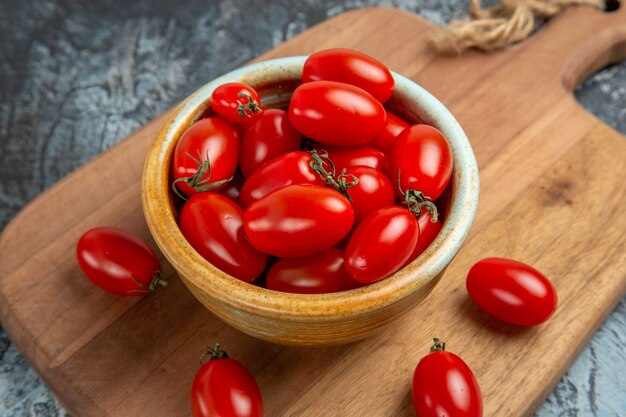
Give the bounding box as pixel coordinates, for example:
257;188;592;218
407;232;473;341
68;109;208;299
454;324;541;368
288;81;387;147
369;111;409;152
312;145;386;173
191;344;262;417
466;258;558;326
345;206;419;283
210;82;263;125
302;48;395;103
343;166;395;224
404;209;441;266
240;109;302;177
172;117;240;197
180;192;267;282
76;227;164;296
238;151;324;208
413;339;483;417
387;124;453;200
267;248;361;294
244;185;354;258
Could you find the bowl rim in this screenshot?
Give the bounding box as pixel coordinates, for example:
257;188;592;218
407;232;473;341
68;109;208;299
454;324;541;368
142;56;479;320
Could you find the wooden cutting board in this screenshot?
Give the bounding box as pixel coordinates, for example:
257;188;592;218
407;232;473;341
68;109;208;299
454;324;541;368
1;6;625;417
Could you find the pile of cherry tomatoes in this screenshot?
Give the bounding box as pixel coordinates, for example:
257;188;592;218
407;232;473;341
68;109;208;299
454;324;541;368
172;48;453;293
76;49;559;417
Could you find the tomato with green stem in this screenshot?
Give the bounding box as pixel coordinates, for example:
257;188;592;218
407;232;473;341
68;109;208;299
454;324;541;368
387;124;452;201
191;344;262;417
343;166;395;224
172;117;240;198
413;339;483;417
237;151;325;208
76;227;165;296
210;82;263;125
306;150;392;224
311;144;386;172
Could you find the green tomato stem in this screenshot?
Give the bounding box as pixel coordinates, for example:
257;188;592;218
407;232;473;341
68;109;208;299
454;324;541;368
402;189;439;223
148;272;168;291
200;343;229;366
309;149;359;201
171;150;232;199
430;338;446;353
236;93;262;119
396;169;439;222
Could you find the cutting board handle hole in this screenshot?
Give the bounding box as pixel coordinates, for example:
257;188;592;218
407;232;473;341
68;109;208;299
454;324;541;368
604;0;620;12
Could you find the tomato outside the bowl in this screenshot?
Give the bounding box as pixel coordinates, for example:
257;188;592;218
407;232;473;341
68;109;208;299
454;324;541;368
466;257;558;326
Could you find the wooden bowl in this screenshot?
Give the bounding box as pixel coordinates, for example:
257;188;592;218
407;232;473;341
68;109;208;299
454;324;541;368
141;56;479;347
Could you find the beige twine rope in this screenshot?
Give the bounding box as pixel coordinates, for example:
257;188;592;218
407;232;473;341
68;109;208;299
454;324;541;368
430;0;605;54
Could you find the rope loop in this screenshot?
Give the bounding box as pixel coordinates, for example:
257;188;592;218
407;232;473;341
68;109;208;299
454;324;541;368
430;0;604;54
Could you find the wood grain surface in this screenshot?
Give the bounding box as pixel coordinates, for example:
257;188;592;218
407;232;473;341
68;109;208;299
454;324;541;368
1;6;625;417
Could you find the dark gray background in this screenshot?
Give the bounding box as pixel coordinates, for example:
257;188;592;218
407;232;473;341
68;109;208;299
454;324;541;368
1;1;624;416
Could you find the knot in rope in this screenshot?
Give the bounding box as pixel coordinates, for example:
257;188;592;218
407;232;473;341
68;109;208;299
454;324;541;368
430;0;604;54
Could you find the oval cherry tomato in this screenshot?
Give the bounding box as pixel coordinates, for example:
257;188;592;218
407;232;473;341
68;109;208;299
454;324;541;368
302;48;395;103
172;117;240;197
240;109;301;177
238;151;324;208
180;192;267;282
404;209;441;266
312;144;386;173
210;82;263;125
76;227;164;296
413;339;483;417
244;185;354;258
369;111;410;152
267;248;360;294
192;344;262;417
345;206;418;283
288;81;387;147
466;258;558;326
387;124;453;200
343;166;395;224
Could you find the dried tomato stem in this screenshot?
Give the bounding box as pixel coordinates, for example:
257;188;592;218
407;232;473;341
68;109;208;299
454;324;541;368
430;338;446;353
200;343;229;365
236;93;262;119
309;149;359;201
172;150;232;199
397;169;439;222
402;190;439;222
148;272;168;291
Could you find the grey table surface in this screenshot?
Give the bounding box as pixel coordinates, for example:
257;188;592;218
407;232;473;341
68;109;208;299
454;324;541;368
0;1;625;416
